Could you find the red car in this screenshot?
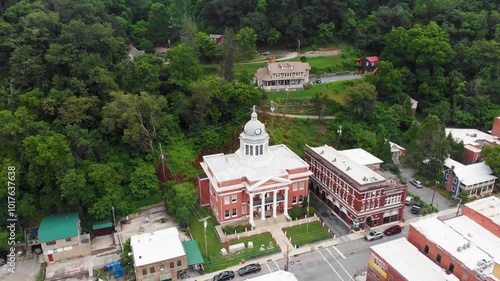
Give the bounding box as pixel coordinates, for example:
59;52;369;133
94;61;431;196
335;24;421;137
384;225;402;236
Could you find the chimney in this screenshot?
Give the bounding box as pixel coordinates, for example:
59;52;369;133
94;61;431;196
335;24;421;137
445;166;455;193
128;43;134;50
491;117;500;137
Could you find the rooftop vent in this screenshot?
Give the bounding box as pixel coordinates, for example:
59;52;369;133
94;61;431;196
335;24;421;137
457;246;462;252
320;150;324;154
363;177;368;182
346;166;351;171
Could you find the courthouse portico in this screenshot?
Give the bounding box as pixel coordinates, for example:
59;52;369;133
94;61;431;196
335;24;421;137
197;107;311;226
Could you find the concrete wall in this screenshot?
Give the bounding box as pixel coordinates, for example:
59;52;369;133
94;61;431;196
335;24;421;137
42;236;80;251
43;243;91;263
463;205;500;238
407;225;478;281
135;255;187;281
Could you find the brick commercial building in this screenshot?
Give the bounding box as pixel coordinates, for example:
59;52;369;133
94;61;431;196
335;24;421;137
367;238;459;281
305;145;407;230
462;196;500;238
408;216;500;281
198;108;311;226
38;212;91;263
130;228;188;281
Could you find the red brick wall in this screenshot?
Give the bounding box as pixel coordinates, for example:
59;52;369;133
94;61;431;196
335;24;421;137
463;206;500;238
464;148;480;164
491;117;500;137
407;225;478;281
197;177;210;206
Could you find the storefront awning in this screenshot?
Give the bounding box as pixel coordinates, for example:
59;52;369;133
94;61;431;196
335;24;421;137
159;273;172;280
182;240;205;265
92;221;113;230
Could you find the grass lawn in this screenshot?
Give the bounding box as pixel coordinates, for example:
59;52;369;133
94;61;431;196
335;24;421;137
284;221;332;247
188;206;279;273
266;79;364;105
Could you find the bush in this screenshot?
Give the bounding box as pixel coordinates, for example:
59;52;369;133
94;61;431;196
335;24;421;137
300;55;307;62
289;206;304;220
235;225;246;233
223;226;235;234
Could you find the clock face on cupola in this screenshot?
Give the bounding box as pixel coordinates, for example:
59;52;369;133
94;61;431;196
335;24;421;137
239;106;269;157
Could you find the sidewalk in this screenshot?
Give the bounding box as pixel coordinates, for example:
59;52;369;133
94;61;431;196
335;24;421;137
186;207;460;281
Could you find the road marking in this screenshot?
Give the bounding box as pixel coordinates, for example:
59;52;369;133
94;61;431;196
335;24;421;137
273;260;280;270
266;263;272;272
332;245;346;259
325;247;354;281
317;248;345;281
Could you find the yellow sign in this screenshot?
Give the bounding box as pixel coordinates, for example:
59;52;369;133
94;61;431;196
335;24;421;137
369;255;388;278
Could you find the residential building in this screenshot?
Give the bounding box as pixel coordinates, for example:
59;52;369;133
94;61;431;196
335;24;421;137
445;118;500;164
130;228;187;281
253;60;311;92
462;196;500;237
128;44;145;60
304;145;407;229
408;215;500;281
367;238;459;281
410;98;418;116
246;270;298;281
197;107;311;226
443;158;496;198
38;212;91;263
209;34;224;44
355;56;379;74
389;141;405;165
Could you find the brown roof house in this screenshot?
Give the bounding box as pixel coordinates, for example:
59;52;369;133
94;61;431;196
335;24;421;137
38;212;91;263
253;59;311;92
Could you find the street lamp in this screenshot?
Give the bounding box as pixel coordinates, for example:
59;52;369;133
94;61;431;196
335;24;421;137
455;197;463;216
112;206;116;230
270;101;275;129
297;39;301;54
337;126;342;146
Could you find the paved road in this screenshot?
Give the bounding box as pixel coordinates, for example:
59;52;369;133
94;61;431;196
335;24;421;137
400;168;452;211
313;74;364;84
205;226;410;281
310;193;350;237
267;112;336;119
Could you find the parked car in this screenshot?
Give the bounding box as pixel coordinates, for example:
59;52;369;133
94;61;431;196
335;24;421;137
261;51;271;56
411;201;424;214
410;179;423;188
405;196;414;205
213;271;235;281
0;250;7;266
365;231;384;241
238;263;261;276
384;225;402;236
315;77;322;83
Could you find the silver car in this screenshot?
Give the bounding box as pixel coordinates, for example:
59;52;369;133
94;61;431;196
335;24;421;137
365;231;384;241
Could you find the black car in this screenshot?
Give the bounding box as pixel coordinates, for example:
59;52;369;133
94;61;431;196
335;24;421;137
238;263;261;276
213;271;235;281
315;77;322;83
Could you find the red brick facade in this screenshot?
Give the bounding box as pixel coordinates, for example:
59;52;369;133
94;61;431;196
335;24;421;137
463;205;500;238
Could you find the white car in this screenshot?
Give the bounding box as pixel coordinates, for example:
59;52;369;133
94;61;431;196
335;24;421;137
405;196;414;205
365;231;384;241
410;179;423;188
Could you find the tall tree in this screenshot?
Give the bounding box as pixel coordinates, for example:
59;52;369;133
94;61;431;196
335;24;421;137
410;115;449;179
220;28;237;81
166;43;202;89
102;92;168;154
165;182;198;226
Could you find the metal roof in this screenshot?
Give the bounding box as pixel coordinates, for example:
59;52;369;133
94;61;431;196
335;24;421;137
38;212;79;242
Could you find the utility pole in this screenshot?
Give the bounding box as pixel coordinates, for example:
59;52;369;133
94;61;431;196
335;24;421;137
199;217;210;258
112;206;116;231
431;181;438;207
270;101;275;130
337;126;342;147
306;188;311;233
297;39;301;54
456;198;463;216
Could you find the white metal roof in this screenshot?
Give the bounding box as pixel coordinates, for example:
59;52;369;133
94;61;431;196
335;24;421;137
339;148;384;166
130;227;185;267
371;238;459;281
444;216;500;262
202;144;309;183
244;270;298;281
411;218;495;273
465;196;500;226
444;158;496;186
445;128;499;146
309;145;385;185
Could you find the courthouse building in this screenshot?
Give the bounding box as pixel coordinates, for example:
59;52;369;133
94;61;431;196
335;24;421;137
197;107;311;226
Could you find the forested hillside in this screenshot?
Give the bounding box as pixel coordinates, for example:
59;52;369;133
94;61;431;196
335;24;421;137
0;0;498;237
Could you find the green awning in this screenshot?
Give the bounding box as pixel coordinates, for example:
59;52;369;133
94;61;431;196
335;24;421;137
159;273;172;281
182;240;205;265
92;221;113;230
142;277;154;281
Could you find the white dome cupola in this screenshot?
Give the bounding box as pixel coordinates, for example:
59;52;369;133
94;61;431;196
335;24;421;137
238;106;270;158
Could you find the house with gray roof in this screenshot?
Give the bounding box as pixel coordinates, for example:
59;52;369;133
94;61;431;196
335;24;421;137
253;59;311;92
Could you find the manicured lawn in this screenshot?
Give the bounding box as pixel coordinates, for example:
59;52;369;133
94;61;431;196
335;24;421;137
284;221;332;247
188;206;279;273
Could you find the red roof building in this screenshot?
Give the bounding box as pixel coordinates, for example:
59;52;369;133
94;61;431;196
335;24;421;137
356;56;380;75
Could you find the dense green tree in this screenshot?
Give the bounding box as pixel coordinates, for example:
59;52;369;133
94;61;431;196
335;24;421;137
235;27;257;59
195;32;218;63
220;28;237;81
129;162;160;199
102;92;168;154
165;182;198;226
345;82;378;123
267;27;282;45
147;3;171;46
410;115;449;179
317;22;336;44
166;43;203;88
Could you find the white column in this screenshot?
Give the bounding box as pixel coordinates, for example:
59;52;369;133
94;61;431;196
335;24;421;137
284;188;289;216
261;192;266;220
249;194;254;225
272;190;277;218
